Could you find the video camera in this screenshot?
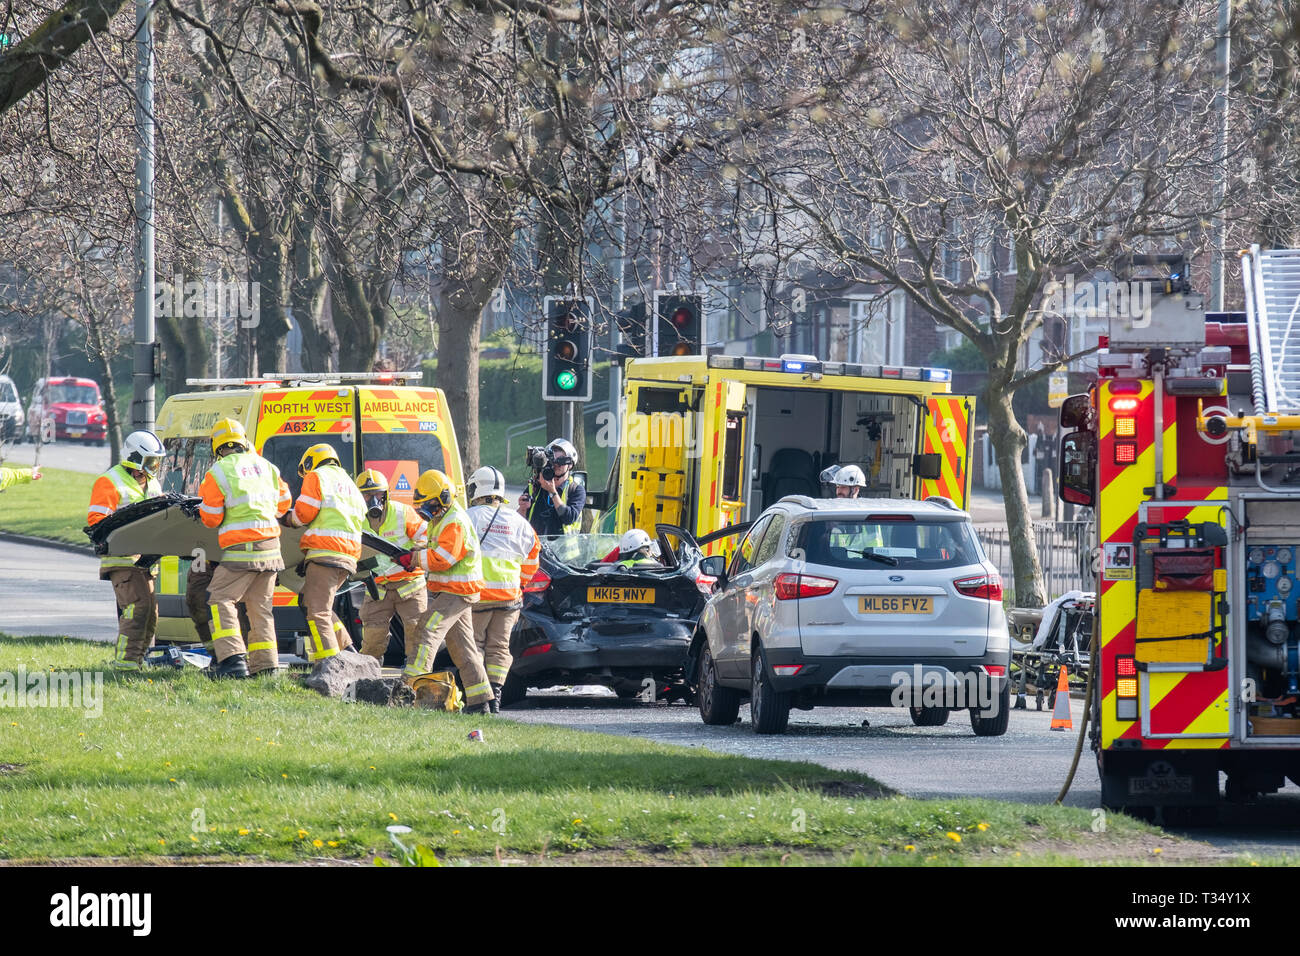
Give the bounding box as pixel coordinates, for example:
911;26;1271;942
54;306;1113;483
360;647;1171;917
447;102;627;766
526;445;557;482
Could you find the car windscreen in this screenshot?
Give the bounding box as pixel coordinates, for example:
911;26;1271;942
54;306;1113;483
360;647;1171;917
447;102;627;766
544;533;623;571
46;384;98;405
792;516;983;570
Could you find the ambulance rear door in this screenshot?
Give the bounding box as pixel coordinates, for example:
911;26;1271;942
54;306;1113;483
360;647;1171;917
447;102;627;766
917;394;975;509
356;387;461;506
692;379;749;556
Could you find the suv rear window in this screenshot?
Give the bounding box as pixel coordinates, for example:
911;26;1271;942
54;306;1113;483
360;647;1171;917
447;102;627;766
792;516;983;570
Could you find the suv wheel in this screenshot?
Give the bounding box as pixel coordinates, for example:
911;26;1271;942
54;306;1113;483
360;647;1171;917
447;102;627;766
970;680;1011;736
750;647;791;735
697;642;740;725
909;705;950;727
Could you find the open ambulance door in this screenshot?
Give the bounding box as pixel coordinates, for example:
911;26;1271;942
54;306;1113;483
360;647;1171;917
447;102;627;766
917;395;975;509
621;380;694;537
693;380;749;557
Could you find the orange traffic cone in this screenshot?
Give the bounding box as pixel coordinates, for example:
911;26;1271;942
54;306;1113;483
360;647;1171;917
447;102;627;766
1050;666;1072;731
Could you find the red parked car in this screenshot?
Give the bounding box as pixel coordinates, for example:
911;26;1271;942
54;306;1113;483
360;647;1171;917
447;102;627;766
24;376;108;445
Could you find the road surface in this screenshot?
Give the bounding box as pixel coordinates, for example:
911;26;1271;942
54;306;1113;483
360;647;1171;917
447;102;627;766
0;439;110;475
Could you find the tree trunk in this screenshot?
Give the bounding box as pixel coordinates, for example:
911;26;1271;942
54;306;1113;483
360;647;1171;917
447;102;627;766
249;232;291;374
82;306;123;464
436;294;482;474
985;385;1045;608
292;223;332;372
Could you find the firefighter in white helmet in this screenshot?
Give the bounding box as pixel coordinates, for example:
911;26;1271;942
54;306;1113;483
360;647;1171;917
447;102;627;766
355;469;435;675
466;465;540;712
86;430;166;671
519;437;585;536
616;528;661;568
832;464;866;498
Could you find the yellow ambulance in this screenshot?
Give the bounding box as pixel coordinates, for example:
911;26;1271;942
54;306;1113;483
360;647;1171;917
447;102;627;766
594;353;974;553
152;372;463;649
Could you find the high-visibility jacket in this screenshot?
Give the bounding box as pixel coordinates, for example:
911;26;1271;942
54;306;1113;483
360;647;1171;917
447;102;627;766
468;502;540;605
294;464;367;563
525;475;584;535
199;451;292;562
416;504;483;596
0;467;34;491
88;463;162;573
370;500;427;598
616;555;660;569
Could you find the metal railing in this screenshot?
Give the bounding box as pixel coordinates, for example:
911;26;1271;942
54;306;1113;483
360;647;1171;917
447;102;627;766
976;520;1093;600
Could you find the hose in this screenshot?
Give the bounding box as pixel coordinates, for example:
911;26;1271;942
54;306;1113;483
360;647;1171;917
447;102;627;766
1054;603;1099;805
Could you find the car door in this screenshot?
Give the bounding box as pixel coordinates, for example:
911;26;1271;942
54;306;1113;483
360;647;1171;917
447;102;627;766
713;516;770;678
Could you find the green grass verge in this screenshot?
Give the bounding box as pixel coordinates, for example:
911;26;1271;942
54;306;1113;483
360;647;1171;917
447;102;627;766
0;635;1176;866
0;467;93;546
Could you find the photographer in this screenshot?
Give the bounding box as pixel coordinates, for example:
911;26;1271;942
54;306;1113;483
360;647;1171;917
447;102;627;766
518;437;586;536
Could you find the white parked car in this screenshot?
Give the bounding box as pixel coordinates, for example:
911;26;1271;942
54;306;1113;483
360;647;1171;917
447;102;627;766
0;374;23;440
692;495;1011;735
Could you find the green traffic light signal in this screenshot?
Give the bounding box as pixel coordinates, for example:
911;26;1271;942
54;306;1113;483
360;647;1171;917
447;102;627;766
555;369;578;391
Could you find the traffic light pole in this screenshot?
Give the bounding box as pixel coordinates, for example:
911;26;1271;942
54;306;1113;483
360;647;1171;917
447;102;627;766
132;0;156;433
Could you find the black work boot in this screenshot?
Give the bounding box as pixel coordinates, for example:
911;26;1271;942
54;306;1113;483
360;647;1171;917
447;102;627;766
212;654;250;679
464;701;492;716
489;683;503;714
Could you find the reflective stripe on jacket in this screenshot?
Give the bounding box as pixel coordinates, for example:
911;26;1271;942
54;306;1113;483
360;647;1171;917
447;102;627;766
88;463;162;571
294;464;367;563
468;503;540;604
416;505;483;596
371;500;427;588
199;451;291;559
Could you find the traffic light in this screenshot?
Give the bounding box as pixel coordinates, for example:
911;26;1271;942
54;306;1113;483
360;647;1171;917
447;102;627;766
542;296;593;401
653;293;704;356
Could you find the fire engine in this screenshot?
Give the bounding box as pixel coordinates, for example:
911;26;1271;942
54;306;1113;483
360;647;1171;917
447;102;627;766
1058;247;1300;811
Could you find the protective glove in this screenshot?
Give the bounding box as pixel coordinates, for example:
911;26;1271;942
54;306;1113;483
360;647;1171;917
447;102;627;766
396;552;415;570
295;561;307;577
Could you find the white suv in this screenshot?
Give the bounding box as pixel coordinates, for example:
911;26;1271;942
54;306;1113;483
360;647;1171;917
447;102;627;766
693;496;1010;734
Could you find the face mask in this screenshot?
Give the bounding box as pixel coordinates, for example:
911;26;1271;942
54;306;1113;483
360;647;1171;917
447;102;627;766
365;493;385;518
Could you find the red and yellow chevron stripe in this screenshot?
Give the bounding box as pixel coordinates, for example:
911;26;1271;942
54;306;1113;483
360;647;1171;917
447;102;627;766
920;396;972;508
1097;380;1229;751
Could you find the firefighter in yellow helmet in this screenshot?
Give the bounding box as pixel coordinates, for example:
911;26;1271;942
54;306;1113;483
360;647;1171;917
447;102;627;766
291;443;368;663
402;469;494;714
197;418;293;678
355;469;437;674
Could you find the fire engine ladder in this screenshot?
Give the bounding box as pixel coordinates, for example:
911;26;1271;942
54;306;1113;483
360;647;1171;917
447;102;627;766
1242;245;1300;415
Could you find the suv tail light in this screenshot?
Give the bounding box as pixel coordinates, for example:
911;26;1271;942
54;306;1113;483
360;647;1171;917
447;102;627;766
774;572;838;600
522;569;551;593
694;573;717;596
954;573;1003;601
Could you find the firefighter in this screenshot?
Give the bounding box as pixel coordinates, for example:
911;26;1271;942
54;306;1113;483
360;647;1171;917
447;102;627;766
0;465;40;490
404;469;495;715
291;443;368;662
198;419;292;678
466;465;540;712
355;468;434;676
819;465;841;497
87;431;165;671
831;464;865;498
615;528;661;568
519;437;585;536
